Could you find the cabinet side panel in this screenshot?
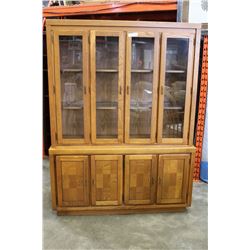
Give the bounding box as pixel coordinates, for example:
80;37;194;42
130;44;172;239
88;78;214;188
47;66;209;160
189;29;201;145
46;26;57;146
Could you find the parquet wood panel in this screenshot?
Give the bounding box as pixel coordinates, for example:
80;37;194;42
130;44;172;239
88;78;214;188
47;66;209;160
91;155;122;205
56;156;89;207
157;154;189;204
125;155;156;204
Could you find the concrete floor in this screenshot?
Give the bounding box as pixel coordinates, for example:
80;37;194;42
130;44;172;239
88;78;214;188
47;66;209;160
43;158;208;250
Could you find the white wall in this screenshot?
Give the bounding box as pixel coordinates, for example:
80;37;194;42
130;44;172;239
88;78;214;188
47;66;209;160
188;0;208;23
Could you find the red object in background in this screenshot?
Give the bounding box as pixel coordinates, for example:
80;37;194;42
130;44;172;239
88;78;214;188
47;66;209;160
43;1;177;17
193;36;208;181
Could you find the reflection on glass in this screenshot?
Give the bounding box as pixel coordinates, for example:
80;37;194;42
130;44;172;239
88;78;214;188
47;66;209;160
130;37;154;138
163;38;189;138
96;36;119;139
59;36;84;138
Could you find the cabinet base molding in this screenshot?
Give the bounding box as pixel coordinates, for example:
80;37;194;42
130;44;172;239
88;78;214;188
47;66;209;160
56;206;187;216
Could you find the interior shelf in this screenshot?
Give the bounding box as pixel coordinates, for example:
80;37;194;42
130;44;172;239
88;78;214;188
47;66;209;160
63;106;83;110
163;106;183;110
96;102;118;110
96;106;117;110
96;69;118;73
130;107;152;111
166;70;185;73
131;69;153;73
61;69;82;73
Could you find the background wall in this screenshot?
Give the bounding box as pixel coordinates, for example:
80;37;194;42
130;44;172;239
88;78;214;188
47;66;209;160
188;0;208;23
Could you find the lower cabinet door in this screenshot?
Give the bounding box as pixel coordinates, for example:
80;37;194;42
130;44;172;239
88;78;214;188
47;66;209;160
125;155;157;205
91;155;123;206
56;156;90;207
157;154;190;204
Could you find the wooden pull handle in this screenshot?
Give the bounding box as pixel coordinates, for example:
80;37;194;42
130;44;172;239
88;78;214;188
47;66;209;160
84;86;87;94
120;86;122;95
160;86;163;95
158;177;161;185
92;179;95;185
151;177;155;185
127;85;129;95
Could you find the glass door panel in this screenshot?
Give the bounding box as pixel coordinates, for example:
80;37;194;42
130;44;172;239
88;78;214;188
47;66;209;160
125;33;159;143
158;32;194;144
54;31;90;144
91;31;124;143
96;36;118;139
59;36;84;138
163;38;189;138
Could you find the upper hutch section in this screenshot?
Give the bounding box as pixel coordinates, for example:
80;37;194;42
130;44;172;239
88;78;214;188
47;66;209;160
46;19;201;146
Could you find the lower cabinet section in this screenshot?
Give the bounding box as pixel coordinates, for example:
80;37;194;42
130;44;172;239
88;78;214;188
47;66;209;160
53;152;193;215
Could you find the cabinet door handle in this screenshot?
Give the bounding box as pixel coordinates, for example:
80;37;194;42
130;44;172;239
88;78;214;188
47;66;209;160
119;86;122;95
160;86;163;95
158;177;161;185
127;85;129;95
92;179;95;185
84;86;87;95
151;177;155;185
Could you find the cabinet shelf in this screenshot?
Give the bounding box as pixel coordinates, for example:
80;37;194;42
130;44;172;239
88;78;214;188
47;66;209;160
163;106;183;110
96;102;117;110
131;69;153;73
130;107;152;111
96;106;117;110
96;69;118;73
61;69;82;73
166;70;185;73
130;106;183;111
63;106;83;110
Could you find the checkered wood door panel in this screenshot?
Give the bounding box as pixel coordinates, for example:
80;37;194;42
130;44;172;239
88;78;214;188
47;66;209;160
125;155;157;205
91;155;122;206
157;154;189;204
56;156;90;207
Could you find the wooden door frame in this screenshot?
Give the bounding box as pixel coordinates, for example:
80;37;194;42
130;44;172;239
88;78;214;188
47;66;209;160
56;155;90;207
125;31;160;144
157;154;190;204
53;30;90;145
91;155;123;206
157;30;195;145
90;30;125;144
124;155;157;205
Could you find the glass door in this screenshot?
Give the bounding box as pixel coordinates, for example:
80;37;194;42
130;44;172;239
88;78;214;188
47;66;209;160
125;32;159;144
90;31;125;144
157;31;195;144
54;30;90;144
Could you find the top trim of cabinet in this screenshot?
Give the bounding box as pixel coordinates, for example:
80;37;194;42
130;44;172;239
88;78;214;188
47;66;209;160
46;19;201;30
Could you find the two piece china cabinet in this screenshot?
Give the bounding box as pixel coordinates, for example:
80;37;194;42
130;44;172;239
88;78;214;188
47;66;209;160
46;19;201;215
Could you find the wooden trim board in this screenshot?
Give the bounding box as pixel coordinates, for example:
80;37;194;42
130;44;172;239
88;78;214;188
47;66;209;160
46;19;201;30
49;145;196;155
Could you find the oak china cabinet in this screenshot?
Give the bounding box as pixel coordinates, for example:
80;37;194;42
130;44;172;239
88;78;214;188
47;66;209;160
46;19;201;215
